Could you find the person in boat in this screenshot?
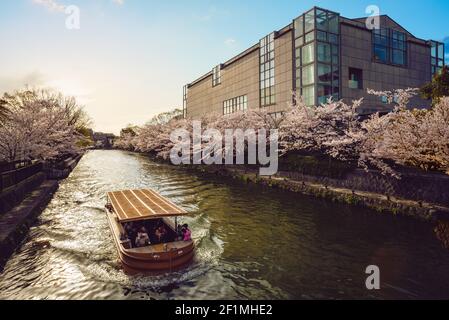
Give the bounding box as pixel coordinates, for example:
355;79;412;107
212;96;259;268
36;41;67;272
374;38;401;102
182;224;192;242
155;224;168;243
124;222;138;247
135;226;151;247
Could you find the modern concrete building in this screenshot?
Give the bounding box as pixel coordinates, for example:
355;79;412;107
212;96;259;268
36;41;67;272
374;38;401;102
183;7;445;119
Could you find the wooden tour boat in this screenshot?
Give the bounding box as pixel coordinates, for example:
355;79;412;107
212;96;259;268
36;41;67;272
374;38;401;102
105;189;194;272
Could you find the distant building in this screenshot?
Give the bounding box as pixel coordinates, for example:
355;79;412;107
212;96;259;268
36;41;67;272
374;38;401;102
92;132;116;149
183;7;445;119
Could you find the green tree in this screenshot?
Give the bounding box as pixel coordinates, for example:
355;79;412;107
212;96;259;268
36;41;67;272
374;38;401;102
421;65;449;104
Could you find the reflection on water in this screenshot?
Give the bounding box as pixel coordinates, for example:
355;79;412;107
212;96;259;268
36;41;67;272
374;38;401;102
0;150;449;300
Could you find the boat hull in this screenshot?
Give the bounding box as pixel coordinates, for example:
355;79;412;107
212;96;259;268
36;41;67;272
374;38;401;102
105;209;195;272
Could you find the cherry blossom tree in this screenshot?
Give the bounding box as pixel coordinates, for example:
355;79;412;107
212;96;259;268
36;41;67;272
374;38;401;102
0;88;85;162
279;92;364;162
116;89;449;177
366;88;419;110
360;89;449;176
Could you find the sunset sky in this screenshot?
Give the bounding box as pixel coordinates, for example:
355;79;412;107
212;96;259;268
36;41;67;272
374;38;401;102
0;0;448;134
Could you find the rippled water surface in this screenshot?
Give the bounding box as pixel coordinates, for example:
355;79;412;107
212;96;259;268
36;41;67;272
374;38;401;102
1;150;449;300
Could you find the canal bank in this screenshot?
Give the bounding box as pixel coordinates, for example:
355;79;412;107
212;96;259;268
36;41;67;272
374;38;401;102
188;166;449;222
0;154;84;270
183;164;449;251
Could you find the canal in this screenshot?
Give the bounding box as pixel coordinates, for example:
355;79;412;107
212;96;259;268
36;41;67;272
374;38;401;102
1;150;448;299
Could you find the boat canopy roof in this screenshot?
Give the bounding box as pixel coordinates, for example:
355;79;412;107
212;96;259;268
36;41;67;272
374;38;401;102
107;189;188;223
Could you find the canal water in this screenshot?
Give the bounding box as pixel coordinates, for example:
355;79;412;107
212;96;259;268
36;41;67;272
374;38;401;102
1;150;448;300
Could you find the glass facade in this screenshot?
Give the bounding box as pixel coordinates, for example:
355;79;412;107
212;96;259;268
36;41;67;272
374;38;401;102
294;8;340;106
373;28;407;66
259;33;276;107
223;95;248;115
430;40;445;76
212;65;222;87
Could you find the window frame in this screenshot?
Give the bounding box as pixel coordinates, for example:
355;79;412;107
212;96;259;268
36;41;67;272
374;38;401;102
259;33;276;107
372;28;408;67
348;67;363;90
223;95;248;115
212;65;222;87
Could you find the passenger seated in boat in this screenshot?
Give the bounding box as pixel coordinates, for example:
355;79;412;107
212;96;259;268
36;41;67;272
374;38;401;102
182;224;192;241
124;222;138;247
135;227;151;247
155;225;168;244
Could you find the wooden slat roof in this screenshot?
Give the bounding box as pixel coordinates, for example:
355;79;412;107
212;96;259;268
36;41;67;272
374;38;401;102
107;189;188;222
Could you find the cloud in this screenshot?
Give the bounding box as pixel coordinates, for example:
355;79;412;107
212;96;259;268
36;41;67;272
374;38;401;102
0;71;47;96
224;38;237;47
32;0;66;13
32;0;125;13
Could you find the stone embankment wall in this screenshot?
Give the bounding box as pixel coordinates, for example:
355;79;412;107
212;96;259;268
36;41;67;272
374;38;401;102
0;153;84;270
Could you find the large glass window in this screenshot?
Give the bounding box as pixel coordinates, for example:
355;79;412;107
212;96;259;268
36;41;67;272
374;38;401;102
328;12;339;34
316;9;328;31
430;40;445;76
392;50;405;65
317;64;332;84
212;65;222;87
302;64;315;85
260;33;276;107
391;30;406;65
374;45;388;63
317;42;331;63
294;8;340;106
305;32;315;43
294;16;304;38
438;44;444;60
373;29;407;66
303;85;315;106
317;85;332;104
304;10;315;33
302;43;315;65
223;95;248;115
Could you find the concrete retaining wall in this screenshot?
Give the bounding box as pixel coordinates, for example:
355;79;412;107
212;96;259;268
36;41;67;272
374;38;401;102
0;172;46;215
0;180;59;270
0;153;84;270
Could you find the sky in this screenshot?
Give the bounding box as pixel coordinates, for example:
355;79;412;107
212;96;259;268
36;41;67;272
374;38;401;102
0;0;448;134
